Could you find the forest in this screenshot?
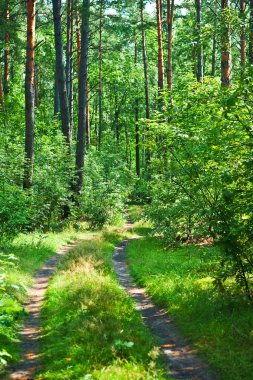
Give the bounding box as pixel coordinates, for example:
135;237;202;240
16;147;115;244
1;0;253;379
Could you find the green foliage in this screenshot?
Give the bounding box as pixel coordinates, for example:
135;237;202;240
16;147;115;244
127;236;253;380
146;75;253;296
80;144;133;228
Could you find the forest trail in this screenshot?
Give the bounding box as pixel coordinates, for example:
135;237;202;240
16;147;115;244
7;242;78;380
113;219;217;380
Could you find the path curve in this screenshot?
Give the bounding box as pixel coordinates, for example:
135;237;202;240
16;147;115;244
7;242;77;380
113;223;218;380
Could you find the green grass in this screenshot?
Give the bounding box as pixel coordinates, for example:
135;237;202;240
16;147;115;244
38;228;168;380
127;235;253;380
0;225;88;372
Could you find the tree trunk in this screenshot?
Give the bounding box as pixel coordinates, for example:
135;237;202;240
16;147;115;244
35;64;39;107
0;64;4;105
156;0;164;93
221;0;232;87
249;0;253;64
23;0;36;190
86;80;90;147
52;0;71;150
4;1;10;94
240;0;246;67
140;0;151;165
66;0;74;135
167;0;174;91
211;34;216;76
75;0;90;194
76;10;81;73
98;0;103;148
195;0;203;82
54;64;60;114
135;42;140;178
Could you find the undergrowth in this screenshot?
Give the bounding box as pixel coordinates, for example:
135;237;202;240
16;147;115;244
127;234;253;380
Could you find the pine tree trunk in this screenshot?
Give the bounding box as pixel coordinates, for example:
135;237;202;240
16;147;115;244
0;64;3;105
4;1;10;94
156;0;164;93
211;34;216;76
98;0;103;148
54;64;60;114
66;0;74;135
135;42;140;178
86;80;90;147
221;0;232;87
167;0;174;91
140;0;151;165
75;0;90;194
52;0;71;150
76;10;81;73
240;0;246;67
249;0;253;64
23;0;36;189
195;0;203;82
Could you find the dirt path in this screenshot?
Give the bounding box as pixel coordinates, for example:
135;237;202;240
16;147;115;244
113;225;218;380
7;242;77;380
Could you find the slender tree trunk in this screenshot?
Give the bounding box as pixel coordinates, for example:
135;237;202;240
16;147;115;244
211;34;216;76
98;0;103;148
156;0;164;93
140;0;151;165
75;0;90;194
221;0;232;87
167;0;174;91
0;64;3;105
195;0;203;82
76;10;81;73
135;42;140;178
52;0;71;149
86;80;90;146
66;0;73;135
4;1;10;94
240;0;246;67
140;0;150;120
35;64;39;107
23;0;36;190
249;0;253;64
54;64;60;114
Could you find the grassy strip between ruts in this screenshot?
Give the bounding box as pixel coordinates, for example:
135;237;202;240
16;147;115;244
38;228;169;380
0;225;88;373
127;230;253;380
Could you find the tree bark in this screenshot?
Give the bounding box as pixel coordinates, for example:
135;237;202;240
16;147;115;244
52;0;71;150
98;0;103;148
156;0;164;93
75;0;90;194
240;0;246;67
249;0;253;64
135;42;140;178
76;10;81;73
211;34;216;76
221;0;232;88
23;0;36;189
140;0;151;165
4;1;10;94
167;0;174;91
195;0;203;82
66;0;74;135
0;63;4;105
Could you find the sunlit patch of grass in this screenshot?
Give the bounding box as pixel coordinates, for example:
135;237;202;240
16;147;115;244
127;236;253;380
39;232;168;379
